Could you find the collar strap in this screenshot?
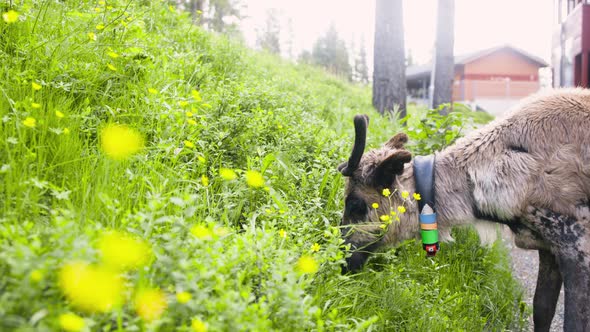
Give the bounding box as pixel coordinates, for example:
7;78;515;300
413;155;439;257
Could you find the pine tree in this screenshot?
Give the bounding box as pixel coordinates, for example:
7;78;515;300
430;0;455;114
373;0;406;116
257;9;281;55
311;24;352;80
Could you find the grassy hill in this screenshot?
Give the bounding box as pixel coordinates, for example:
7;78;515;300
1;1;525;331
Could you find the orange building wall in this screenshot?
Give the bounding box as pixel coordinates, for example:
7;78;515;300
453;49;542;101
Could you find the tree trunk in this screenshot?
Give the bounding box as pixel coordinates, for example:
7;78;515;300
430;0;455;115
373;0;406;118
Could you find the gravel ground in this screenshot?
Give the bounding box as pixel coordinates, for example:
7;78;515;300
504;231;564;331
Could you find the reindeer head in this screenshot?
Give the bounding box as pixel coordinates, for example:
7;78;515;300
339;115;414;272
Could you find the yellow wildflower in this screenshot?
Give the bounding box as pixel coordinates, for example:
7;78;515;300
30;269;43;282
22;117;36;128
191;318;208;332
296;255;319;274
31;102;41;109
178;100;189;107
279;229;287;238
311;243;320;252
58;313;85;332
176;291;192;304
371;203;379;209
55;110;65;118
380;215;391;222
2;10;18;24
201;175;209;186
401;191;410;199
107;63;117;71
97;230;152;270
58;261;124;313
197;156;206;163
32;82;42;90
245;170;264;188
100;124;144;160
186;111;194;117
190;224;212;240
148;88;158;95
107;51;119;58
96;23;105;30
135;288;167;321
390;210;397;216
87;32;97;41
183;140;195;148
191;89;202;101
219;168;237;181
413;193;421;201
63;128;70;135
382;188;391;197
187;119;197;126
379;224;387;229
397;206;406;213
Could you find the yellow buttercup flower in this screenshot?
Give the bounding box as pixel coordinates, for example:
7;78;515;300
184;140;195;148
97;230;152;270
371;203;379;209
31;102;41;109
219;168;237;181
2;10;19;24
382;188;391;197
135;288;167;321
100;124;144;160
55;110;65;118
32;82;42;90
413;193;421;201
30;269;43;282
201;175;209;186
380;215;391;222
296;255;319;274
58;261;124;313
311;243;320;252
58;313;85;332
401;191;410;199
178;100;189;107
190;224;212;240
397;206;406;213
176;291;192;304
148;88;158;95
186;111;194;117
245;170;264;188
107;63;117;71
87;32;97;41
191;318;208;332
279;229;287;238
191;89;202;101
107;51;119;58
187;119;197;125
63;128;70;135
96;23;105;30
22;117;36;128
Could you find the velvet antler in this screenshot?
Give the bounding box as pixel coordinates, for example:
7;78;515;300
338;114;369;176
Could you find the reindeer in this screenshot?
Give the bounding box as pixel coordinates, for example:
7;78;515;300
338;89;590;332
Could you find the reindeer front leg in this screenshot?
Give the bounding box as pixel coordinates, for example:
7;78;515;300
533;249;562;332
525;207;590;332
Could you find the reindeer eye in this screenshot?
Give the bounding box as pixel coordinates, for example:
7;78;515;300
345;195;368;217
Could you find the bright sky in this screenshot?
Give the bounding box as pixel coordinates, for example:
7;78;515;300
241;0;554;65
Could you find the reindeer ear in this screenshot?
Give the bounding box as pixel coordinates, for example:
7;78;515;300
384;133;408;149
372;150;412;187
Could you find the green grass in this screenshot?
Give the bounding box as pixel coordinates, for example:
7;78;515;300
0;1;526;331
